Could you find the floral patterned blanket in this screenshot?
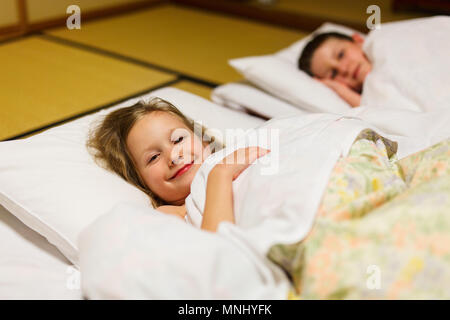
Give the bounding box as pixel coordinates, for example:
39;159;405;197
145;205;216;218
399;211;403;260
268;133;450;299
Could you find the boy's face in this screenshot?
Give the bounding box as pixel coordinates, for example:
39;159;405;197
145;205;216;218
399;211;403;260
126;111;211;205
310;35;371;92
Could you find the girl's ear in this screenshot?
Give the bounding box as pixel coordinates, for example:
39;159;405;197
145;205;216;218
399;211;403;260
352;33;364;47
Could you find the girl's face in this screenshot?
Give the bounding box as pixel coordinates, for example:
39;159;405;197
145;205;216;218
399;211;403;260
310;34;371;92
126;111;211;205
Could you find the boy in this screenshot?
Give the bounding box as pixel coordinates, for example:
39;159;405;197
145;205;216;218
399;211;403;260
298;32;372;107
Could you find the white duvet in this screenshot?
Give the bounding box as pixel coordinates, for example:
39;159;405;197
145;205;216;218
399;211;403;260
80;108;450;299
361;16;450;112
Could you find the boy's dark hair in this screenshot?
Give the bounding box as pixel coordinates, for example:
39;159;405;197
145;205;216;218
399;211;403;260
298;32;353;76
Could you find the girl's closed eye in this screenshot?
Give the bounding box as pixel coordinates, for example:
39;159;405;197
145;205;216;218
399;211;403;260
173;136;184;144
148;153;159;164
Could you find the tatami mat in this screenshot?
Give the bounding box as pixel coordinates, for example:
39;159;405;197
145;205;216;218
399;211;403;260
45;4;306;84
0;36;176;140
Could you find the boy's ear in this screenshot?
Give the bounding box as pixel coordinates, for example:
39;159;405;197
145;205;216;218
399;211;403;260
352;33;364;46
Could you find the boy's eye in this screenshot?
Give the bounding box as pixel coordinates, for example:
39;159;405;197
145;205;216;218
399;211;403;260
337;50;344;60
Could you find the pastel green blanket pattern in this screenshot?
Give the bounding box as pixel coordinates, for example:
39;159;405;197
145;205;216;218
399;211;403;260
268;135;450;299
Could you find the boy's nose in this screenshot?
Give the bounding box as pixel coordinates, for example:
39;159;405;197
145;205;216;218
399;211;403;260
337;63;349;77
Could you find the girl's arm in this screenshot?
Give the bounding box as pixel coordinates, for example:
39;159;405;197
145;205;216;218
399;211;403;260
200;147;270;233
201;168;234;232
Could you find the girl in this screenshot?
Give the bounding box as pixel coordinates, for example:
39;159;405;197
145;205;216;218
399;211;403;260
87;97;269;233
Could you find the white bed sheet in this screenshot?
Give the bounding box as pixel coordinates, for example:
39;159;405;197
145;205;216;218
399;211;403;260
0;204;83;299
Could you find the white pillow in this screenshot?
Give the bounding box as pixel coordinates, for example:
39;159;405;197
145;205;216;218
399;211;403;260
212;82;307;119
0;87;265;266
229;23;365;113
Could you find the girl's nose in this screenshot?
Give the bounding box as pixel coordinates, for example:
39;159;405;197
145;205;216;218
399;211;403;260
170;145;184;166
171;154;183;166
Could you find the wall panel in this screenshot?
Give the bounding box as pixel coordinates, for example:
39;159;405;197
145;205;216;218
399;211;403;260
0;0;19;28
26;0;148;23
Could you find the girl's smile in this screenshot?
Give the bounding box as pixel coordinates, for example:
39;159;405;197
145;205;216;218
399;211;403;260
170;160;194;180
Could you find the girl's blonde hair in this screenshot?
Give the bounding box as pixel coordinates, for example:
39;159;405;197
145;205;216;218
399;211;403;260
86;97;222;208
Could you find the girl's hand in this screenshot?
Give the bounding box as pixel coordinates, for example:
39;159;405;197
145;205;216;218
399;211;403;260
211;147;270;181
